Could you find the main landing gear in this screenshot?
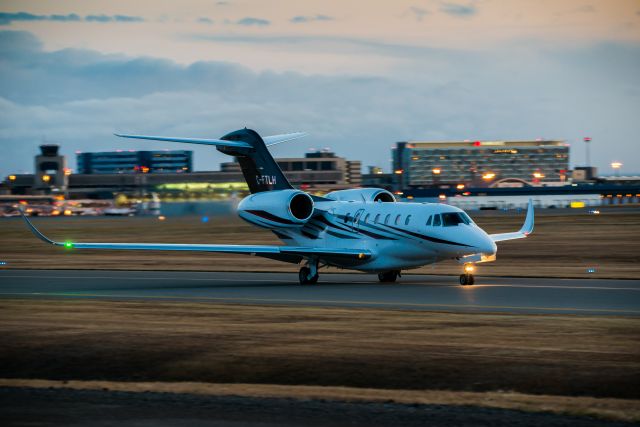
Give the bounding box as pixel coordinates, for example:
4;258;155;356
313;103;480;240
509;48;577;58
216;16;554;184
378;270;401;283
459;264;475;286
299;258;319;284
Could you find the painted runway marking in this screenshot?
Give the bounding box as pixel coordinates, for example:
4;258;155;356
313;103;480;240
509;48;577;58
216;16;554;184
1;275;638;291
2;292;639;315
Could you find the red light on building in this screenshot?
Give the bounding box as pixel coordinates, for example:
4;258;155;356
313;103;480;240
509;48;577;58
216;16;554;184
473;141;481;147
583;137;591;142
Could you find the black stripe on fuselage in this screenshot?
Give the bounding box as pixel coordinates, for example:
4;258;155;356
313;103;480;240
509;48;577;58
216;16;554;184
384;224;472;247
245;210;297;225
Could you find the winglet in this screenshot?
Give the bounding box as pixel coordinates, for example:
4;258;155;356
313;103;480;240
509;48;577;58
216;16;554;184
19;207;62;246
488;199;534;242
520;198;535;236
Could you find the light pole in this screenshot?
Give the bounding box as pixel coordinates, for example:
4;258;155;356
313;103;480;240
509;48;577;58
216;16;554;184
611;162;622;177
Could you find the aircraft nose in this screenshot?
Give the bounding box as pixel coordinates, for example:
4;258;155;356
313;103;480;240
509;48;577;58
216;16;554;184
475;233;497;255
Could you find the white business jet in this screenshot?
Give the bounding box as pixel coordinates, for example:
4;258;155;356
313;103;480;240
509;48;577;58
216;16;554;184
21;128;534;285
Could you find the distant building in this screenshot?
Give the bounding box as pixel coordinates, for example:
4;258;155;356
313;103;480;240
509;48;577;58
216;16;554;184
221;150;361;188
77;150;193;174
392;140;569;188
5;148;361;198
34;145;68;192
361;166;394;191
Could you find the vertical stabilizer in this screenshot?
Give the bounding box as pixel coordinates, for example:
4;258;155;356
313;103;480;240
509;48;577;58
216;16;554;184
218;128;294;193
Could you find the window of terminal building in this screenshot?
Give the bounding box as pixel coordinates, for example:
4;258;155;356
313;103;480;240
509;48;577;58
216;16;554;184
321;162;334;170
278;162;289;171
292;162;303;171
305;161;317;170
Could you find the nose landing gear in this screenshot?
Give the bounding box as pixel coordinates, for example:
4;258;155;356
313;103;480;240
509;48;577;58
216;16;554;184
459;264;475;286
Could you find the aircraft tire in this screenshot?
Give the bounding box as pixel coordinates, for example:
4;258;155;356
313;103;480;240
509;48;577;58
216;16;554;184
378;271;398;283
459;274;468;285
299;267;319;285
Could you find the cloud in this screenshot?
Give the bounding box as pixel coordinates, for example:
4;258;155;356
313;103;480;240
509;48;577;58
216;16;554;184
198;17;213;24
440;2;477;17
85;14;144;23
0;11;143;25
236;17;270;26
408;7;429;21
290;15;333;24
1;30;639;176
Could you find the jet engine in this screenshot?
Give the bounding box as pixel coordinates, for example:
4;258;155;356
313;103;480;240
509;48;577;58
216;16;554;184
325;188;396;203
237;189;314;227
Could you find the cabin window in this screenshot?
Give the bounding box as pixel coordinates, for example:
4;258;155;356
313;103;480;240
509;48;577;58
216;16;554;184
363;213;370;223
426;215;432;226
374;214;380;224
442;212;471;226
405;215;411;225
395;214;401;225
384;214;390;225
433;214;442;226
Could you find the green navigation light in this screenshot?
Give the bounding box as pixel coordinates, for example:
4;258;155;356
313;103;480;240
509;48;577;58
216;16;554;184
64;241;73;249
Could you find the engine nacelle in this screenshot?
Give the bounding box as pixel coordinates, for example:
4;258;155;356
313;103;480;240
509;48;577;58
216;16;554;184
238;189;314;228
325;188;396;203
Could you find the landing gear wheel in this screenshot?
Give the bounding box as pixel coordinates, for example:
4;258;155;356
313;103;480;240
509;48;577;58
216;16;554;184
299;267;319;285
378;270;400;283
459;274;475;286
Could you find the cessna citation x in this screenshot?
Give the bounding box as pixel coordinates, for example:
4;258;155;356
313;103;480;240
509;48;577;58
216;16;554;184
21;128;534;285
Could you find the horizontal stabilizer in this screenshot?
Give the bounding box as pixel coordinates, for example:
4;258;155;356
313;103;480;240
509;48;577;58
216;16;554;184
114;133;252;148
490;199;535;242
263;132;308;147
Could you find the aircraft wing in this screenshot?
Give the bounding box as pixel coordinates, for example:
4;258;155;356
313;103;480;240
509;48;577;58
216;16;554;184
20;211;371;263
489;199;534;242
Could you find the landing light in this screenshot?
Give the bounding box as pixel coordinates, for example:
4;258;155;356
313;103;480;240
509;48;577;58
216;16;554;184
464;265;475;273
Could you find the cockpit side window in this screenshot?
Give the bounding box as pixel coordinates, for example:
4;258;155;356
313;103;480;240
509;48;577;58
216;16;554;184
425;215;432;226
442;212;470;226
405;215;411;225
460;212;473;225
433;214;442;226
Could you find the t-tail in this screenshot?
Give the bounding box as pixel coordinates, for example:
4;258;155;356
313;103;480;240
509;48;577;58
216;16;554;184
115;128;307;193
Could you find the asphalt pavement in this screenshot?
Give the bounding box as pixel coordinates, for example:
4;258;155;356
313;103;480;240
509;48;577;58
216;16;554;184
1;270;639;315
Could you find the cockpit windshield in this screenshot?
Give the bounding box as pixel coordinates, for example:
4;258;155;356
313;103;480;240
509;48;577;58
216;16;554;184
441;212;472;226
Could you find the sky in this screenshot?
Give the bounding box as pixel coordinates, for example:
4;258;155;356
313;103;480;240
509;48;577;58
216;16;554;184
1;0;639;176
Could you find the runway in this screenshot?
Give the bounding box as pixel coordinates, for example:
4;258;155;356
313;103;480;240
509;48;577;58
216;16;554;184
2;270;639;315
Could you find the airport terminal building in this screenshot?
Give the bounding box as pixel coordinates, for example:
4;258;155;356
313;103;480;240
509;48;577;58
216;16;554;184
392;140;570;188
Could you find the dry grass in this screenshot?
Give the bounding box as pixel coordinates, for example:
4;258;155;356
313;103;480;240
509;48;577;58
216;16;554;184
1;209;639;278
1;299;638;400
1;379;639;423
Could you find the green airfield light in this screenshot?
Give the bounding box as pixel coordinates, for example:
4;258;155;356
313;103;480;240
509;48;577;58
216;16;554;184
64;241;73;249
